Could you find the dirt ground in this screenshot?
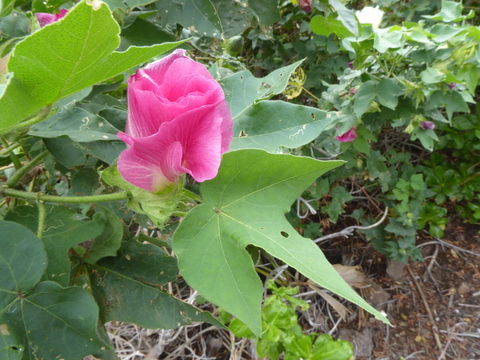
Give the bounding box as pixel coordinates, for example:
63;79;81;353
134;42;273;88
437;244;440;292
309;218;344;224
330;221;480;360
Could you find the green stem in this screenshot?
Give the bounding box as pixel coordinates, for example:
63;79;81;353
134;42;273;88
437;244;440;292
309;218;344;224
0;106;52;136
2;188;129;203
0;142;21;157
0;137;21;169
36;200;46;239
6;150;49;187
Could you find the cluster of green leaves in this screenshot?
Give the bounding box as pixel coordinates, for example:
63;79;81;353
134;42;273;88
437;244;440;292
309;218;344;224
310;0;480;260
0;216;215;360
223;281;354;360
0;0;392;359
231;0;479;261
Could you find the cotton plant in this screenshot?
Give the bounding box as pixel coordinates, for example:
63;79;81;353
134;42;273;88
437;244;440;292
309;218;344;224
0;1;388;359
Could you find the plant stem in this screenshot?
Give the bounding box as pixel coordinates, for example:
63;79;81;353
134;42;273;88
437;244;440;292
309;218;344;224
0;142;21;156
6;150;49;187
0;106;52;136
0;137;21;169
2;188;129;203
36;200;46;239
302;86;320;102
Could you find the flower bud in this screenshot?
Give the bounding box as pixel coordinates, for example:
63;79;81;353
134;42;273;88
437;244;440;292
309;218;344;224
336;127;357;142
298;0;312;12
420;121;436;130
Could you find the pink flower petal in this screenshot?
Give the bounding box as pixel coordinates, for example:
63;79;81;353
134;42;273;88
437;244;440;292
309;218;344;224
118;133;185;192
118;102;230;191
35;9;68;27
35;13;58;27
336;127;357;142
126;86;166;138
126;50;225;139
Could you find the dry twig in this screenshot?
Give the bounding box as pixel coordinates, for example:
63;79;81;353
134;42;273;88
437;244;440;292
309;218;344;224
314;207;389;243
406;265;443;354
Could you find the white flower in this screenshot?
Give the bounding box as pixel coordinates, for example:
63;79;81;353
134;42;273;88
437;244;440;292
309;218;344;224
356;6;384;29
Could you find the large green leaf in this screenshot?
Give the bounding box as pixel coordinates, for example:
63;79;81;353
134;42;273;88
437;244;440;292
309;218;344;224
0;325;21;360
231;101;335;151
157;0;278;37
0;0;184;133
0;0;15;16
328;0;358;36
89;240;219;329
247;0;279;26
5;206;105;286
157;0;251;38
1;281;110;360
28;107;119;142
310;14;353;39
173;150;389;335
105;0;155;10
121;18;175;47
0;221;47;309
374;28;405;53
423;0;474;22
220;60;303;118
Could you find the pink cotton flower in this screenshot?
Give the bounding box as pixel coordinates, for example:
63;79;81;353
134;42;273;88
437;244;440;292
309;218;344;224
298;0;312;12
420;121;435;130
336;127;357;142
117;49;233;192
35;9;68;27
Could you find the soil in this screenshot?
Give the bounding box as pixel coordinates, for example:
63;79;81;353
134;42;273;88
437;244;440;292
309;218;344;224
328;221;480;360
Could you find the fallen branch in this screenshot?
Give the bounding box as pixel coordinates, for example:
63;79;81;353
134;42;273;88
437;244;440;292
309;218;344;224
418;233;480;257
314;207;388;244
407;265;443;354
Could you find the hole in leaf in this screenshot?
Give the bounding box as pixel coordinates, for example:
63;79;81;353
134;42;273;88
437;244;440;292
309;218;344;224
280;231;289;238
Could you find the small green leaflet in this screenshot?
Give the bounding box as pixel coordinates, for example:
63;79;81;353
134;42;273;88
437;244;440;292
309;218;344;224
0;0;185;133
173;150;389;335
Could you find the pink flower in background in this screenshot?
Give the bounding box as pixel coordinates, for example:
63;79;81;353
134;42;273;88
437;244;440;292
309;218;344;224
117;49;233;192
336;127;357;142
420;121;436;130
298;0;312;12
35;9;68;27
